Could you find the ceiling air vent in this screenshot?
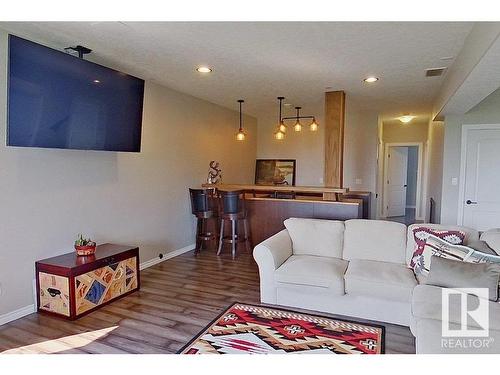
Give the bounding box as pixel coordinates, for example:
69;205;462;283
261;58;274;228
425;67;447;77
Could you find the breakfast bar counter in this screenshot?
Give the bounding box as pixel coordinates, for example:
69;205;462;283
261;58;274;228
202;183;348;200
201;183;369;245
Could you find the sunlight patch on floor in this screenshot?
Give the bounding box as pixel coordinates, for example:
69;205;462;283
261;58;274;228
1;326;118;354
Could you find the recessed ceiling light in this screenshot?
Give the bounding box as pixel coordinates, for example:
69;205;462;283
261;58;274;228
93;79;100;83
363;76;379;83
196;66;212;73
398;115;416;123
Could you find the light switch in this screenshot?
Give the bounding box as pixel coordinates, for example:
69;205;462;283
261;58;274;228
451;177;458;186
319;177;324;184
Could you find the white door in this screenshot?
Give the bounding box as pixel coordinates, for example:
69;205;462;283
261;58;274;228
386;146;408;217
461;127;500;230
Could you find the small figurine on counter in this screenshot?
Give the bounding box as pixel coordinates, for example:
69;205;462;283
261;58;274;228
207;160;222;184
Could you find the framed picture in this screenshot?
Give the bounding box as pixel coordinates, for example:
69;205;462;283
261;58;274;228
255;159;296;186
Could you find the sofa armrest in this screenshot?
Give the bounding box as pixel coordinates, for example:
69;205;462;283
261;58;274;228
253;229;293;304
254;229;293;270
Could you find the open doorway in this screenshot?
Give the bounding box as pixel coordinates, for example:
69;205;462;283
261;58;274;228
382;143;423;225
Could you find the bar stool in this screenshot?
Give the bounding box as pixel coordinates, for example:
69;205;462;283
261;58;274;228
217;190;251;258
189;188;218;254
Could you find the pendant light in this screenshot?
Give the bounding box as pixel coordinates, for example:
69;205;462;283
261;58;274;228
236;99;246;141
293;107;302;132
274;96;285;140
310;117;319;131
279;121;287;133
272;96;318;138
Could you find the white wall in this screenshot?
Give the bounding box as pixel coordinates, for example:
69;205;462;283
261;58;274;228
343;102;379;218
0;30;257;316
344;103;378;191
382;118;429;143
441;88;500;224
426;121;444;222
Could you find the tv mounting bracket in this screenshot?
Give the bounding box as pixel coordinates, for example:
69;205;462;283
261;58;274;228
64;45;92;59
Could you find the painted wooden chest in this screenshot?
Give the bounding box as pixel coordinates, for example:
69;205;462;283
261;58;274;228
35;244;140;320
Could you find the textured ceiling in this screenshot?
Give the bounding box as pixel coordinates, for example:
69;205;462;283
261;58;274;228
0;22;474;119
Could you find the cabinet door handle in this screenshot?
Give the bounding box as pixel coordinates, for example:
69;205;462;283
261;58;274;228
466;200;478;205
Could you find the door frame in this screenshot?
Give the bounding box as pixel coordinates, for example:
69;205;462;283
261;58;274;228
382;142;424;219
457;124;500;225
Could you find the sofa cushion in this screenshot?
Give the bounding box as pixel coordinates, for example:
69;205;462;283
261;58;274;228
274;255;347;294
410;227;466;269
345;259;417;302
414;233;500;271
343;219;407;264
413;235;470;277
425;256;500;301
412;284;500;331
284;218;344;258
406;224;479;266
481;229;500;254
468;240;498;255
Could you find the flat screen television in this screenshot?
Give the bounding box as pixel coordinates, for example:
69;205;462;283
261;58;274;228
7;35;145;152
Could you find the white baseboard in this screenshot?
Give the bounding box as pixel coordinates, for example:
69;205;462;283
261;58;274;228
139;243;195;270
0;304;35;326
0;243;195;326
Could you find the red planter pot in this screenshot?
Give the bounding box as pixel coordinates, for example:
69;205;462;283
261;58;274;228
75;245;97;256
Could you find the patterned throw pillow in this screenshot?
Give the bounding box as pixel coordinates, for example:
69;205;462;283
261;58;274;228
410;227;466;268
414;234;500;277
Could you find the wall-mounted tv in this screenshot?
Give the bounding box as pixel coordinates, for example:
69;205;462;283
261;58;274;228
7;35;145;152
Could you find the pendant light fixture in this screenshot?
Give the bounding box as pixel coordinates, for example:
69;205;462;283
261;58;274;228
275;130;285;140
293;107;302;132
236;99;246;141
274;96;286;140
272;96;318;139
279;122;287;133
281;104;318;132
310;117;319;131
278;97;287;133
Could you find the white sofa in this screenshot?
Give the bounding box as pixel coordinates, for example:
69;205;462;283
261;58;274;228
253;218;500;353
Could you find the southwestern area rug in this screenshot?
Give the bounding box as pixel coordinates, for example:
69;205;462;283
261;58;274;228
179;302;385;354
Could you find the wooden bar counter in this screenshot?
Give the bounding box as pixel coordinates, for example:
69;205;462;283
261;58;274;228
202;184;369;245
202;183;347;201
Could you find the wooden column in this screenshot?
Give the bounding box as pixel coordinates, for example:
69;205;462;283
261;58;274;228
324;90;346;189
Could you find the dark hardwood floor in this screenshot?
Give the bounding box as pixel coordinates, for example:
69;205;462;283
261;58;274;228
0;248;415;354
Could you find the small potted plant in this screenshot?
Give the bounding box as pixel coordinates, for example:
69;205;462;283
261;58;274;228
74;234;97;256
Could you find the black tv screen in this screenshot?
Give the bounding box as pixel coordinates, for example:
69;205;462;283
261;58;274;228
7;35;144;152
